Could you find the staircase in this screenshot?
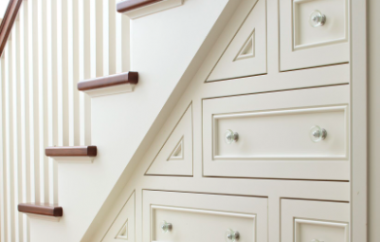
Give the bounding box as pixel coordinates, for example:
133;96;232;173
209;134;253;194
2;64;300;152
0;0;130;241
0;0;234;240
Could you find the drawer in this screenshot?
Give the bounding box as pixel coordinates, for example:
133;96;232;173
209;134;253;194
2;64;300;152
203;85;349;180
142;191;267;242
281;199;349;242
280;0;349;71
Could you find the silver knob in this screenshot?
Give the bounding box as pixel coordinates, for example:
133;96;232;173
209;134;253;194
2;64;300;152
225;129;239;144
226;229;240;242
310;10;326;27
310;126;327;142
312;240;325;242
161;220;172;233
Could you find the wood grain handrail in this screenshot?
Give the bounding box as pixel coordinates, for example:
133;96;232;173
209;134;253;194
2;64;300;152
45;146;98;157
18;203;63;217
0;0;23;57
78;72;139;91
117;0;163;13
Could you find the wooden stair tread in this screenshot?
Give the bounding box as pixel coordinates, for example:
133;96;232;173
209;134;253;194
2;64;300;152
117;0;163;13
45;146;97;157
78;72;138;91
18;203;63;217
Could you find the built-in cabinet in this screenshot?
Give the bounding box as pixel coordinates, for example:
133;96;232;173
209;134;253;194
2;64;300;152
100;0;351;241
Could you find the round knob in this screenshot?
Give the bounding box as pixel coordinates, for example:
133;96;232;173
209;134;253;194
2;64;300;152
310;10;326;27
226;229;240;242
161;221;172;233
225;130;239;144
310;126;327;142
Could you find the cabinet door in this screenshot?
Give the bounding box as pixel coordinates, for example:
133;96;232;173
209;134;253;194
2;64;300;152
142;191;268;242
102;192;135;241
206;0;266;82
280;0;349;71
203;85;349;180
281;199;349;242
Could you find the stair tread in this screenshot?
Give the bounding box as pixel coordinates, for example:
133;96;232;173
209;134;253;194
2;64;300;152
78;72;138;91
45;146;97;157
117;0;163;13
18;203;63;217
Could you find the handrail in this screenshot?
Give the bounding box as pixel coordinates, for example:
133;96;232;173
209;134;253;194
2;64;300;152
0;0;23;57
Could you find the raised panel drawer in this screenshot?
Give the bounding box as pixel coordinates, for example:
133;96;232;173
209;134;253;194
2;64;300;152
142;191;267;242
281;199;349;242
280;0;349;70
203;85;349;180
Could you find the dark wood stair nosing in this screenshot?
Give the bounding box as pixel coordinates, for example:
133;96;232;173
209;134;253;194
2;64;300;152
77;71;138;91
18;203;63;217
117;0;163;13
45;146;97;157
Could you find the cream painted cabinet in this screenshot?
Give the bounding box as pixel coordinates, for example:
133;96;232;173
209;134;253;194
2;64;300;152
280;0;349;71
281;199;350;242
206;0;267;82
142;191;268;242
102;193;135;241
203;85;349;180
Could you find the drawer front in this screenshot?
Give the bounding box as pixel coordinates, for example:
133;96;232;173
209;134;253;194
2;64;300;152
214;106;347;159
203;85;350;180
280;0;349;71
143;191;267;242
281;199;349;242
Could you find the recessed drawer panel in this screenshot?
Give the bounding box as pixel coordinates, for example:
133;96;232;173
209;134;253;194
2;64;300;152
282;199;349;242
143;191;267;242
203;85;350;180
215;106;346;159
280;0;349;71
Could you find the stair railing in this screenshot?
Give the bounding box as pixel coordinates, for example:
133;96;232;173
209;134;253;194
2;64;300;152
0;0;23;57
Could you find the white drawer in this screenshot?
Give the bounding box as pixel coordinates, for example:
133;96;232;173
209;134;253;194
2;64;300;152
281;199;349;242
203;85;349;180
143;191;267;242
280;0;349;71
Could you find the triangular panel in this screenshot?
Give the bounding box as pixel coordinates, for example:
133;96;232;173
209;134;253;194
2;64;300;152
168;137;184;160
146;104;193;176
115;221;128;240
101;192;135;242
207;0;266;82
235;30;255;61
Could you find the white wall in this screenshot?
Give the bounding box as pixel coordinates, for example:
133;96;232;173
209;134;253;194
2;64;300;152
369;0;380;240
0;1;7;18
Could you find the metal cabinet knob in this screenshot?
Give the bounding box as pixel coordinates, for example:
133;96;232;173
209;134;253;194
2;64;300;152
225;129;239;144
161;221;172;233
226;229;240;242
310;10;326;27
310;125;327;142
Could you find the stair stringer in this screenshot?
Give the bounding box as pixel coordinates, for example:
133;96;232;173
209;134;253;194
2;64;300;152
27;1;241;242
